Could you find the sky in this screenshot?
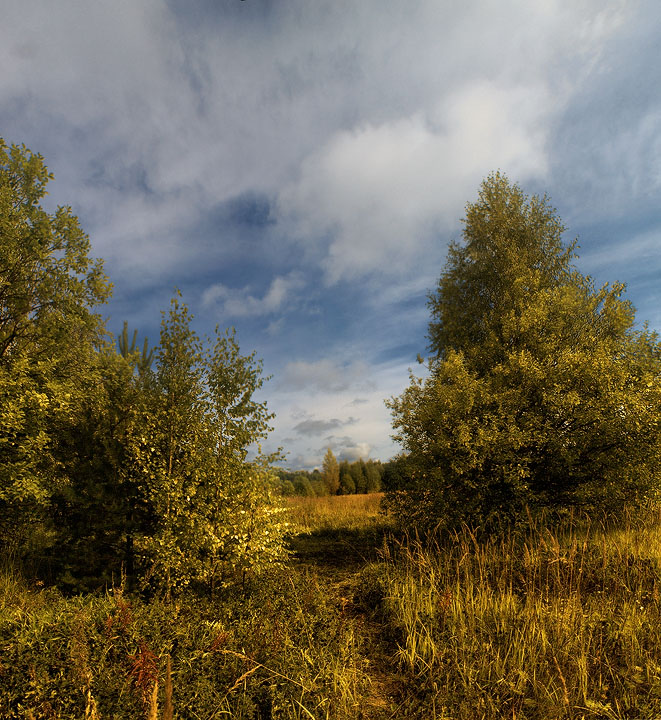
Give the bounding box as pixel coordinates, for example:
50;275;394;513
2;0;660;469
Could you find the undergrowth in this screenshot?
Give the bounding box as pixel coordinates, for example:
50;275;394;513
4;501;661;718
356;509;661;719
0;565;367;719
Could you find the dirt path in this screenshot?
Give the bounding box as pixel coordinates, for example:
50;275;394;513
288;528;407;719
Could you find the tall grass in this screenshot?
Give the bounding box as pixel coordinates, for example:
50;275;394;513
6;499;661;718
287;493;391;534
358;509;661;718
0;564;370;719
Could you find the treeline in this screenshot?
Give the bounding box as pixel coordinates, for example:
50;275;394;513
0;140;287;595
276;457;389;496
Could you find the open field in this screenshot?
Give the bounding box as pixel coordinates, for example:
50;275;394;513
3;497;661;718
286;493;390;534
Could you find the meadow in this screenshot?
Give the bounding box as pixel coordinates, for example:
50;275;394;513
3;495;661;718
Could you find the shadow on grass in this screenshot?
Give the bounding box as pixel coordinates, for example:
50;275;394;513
288;524;396;569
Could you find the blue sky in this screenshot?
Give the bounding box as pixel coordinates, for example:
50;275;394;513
2;0;660;469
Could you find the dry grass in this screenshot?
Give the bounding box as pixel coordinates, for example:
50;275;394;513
286;493;392;534
6;500;661;718
359;509;661;718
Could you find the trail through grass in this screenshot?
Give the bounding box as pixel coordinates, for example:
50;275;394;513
288;498;661;719
5;497;661;718
285;494;404;719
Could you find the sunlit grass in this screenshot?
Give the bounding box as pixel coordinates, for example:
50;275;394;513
286;493;392;534
6;502;661;718
357;508;661;718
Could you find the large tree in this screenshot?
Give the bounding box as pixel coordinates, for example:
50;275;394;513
388;173;661;531
0;140;111;546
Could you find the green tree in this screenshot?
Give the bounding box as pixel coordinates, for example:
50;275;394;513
132;294;207;597
294;474;315;497
339;460;356;494
349;461;367;494
381;455;412;492
49;343;150;589
0;140;110;364
201;326;287;591
388;173;661;531
131;295;287;595
0;139;111;549
321;447;340;495
365;460;382;493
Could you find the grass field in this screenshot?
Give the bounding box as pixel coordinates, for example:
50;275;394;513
286;492;389;533
3;496;661;718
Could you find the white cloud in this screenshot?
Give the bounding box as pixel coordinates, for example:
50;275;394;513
0;0;630;288
269;1;627;285
333;440;372;464
278;80;565;284
263;358;413;468
202;272;304;318
2;0;652;473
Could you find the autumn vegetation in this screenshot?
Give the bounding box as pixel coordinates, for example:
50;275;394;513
2;141;661;718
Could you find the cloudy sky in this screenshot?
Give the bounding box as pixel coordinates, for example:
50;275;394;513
2;1;660;469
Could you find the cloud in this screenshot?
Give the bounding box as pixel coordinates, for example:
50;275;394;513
271;2;627;285
264;358;413;469
330;438;372;463
277;82;553;285
0;0;629;290
292;416;357;437
202;272;304;317
2;0;653;475
279;358;372;393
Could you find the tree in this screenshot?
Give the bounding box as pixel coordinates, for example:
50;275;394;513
339;460;356;494
355;459;369;494
130;294;207;597
388;173;661;531
322;447;340;495
49;342;152;589
381;455;412;492
294;474;315;497
0;140;110;364
201;325;287;591
365;460;382;493
131;294;287;595
0;139;111;548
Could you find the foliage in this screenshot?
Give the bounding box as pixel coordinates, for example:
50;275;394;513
0;139;288;594
0;139;110;364
322;447;340;495
359;509;661;719
279;460;384;497
388;173;661;531
0;139;111;548
339;460;356;494
131;295;288;596
0;566;367;720
7;495;661;719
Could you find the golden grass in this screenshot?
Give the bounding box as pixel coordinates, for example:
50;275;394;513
362;509;661;718
7;501;661;718
286;493;392;534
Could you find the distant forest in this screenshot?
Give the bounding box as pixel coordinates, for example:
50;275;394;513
276;454;395;497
